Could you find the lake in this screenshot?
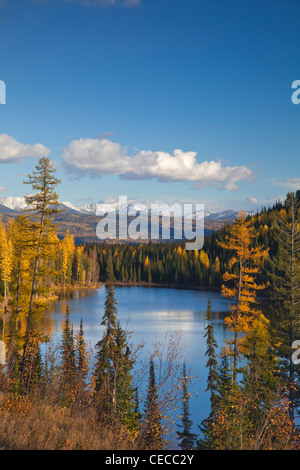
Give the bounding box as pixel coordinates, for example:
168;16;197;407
40;285;232;438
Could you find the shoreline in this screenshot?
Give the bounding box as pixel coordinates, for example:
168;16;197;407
54;280;221;293
111;280;221;292
54;280;270;301
1;280;270;315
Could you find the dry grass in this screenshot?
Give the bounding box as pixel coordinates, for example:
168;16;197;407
0;394;137;450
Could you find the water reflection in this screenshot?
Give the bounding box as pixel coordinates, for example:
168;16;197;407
0;286;233;432
0;286;270;436
37;286;233;429
42;286;232;354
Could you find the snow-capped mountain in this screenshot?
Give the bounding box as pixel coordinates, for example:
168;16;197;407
60;200;80;212
0;196;28;211
76;202;103;214
0;196;256;243
0;196;254;220
205;209;240;220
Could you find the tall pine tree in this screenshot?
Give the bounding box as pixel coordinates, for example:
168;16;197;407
176;361;196;450
268;192;300;422
94;283;138;429
198;300;220;449
140;357;163;450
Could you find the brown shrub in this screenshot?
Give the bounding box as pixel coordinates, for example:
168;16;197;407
0;394;138;450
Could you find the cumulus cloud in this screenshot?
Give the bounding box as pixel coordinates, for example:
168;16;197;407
247;196;259;204
62;137;255;190
276;177;300;190
0;134;50;163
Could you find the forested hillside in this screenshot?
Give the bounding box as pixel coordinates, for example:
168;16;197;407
79;197;291;292
0;190;296;308
0;158;300;450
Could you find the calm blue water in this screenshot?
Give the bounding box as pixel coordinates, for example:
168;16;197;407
42;285;232;439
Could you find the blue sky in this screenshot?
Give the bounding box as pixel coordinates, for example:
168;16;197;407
0;0;300;211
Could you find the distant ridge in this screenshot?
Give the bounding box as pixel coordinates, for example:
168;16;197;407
0;195;254;218
0;196;255;243
0;202;20;214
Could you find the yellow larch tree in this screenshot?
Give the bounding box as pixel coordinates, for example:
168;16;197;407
0;218;13;305
74;245;85;285
199;250;210;269
217;210;269;384
60;230;75;286
144;255;149;268
7;216;36;319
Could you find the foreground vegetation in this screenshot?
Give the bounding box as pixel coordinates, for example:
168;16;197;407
0;396;136;450
0;157;300;450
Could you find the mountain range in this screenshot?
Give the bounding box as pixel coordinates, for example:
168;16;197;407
0;196;253;244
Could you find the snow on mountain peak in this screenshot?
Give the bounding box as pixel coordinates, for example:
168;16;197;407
0;196;27;211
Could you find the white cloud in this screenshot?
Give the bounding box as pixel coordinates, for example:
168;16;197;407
276;177;300;190
62;137;255;190
247;196;259;204
0;134;50;163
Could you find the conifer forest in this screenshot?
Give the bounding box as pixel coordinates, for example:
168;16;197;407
0;157;300;452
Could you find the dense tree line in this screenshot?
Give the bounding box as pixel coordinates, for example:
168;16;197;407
0;158;186;450
0;219;99;315
0;156;300;450
0;184;297;306
198;196;300;449
78;193;298;292
2;279;182;449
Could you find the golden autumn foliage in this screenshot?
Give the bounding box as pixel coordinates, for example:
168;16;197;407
60;229;75;285
144;255;149;268
0;215;96;320
217;211;269;381
211;387;298;450
0;218;13;303
199;250;210;269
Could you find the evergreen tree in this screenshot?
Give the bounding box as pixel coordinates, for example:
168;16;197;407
106;250;114;282
73;317;89;406
94;329;111;417
218;355;231;401
77;319;88;381
141;357;163;450
198;300;221;449
59;305;77;405
203;300;220;415
20;329;44;394
94;284;138;429
114;321;140;430
268;192;300;422
176;362;196;450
